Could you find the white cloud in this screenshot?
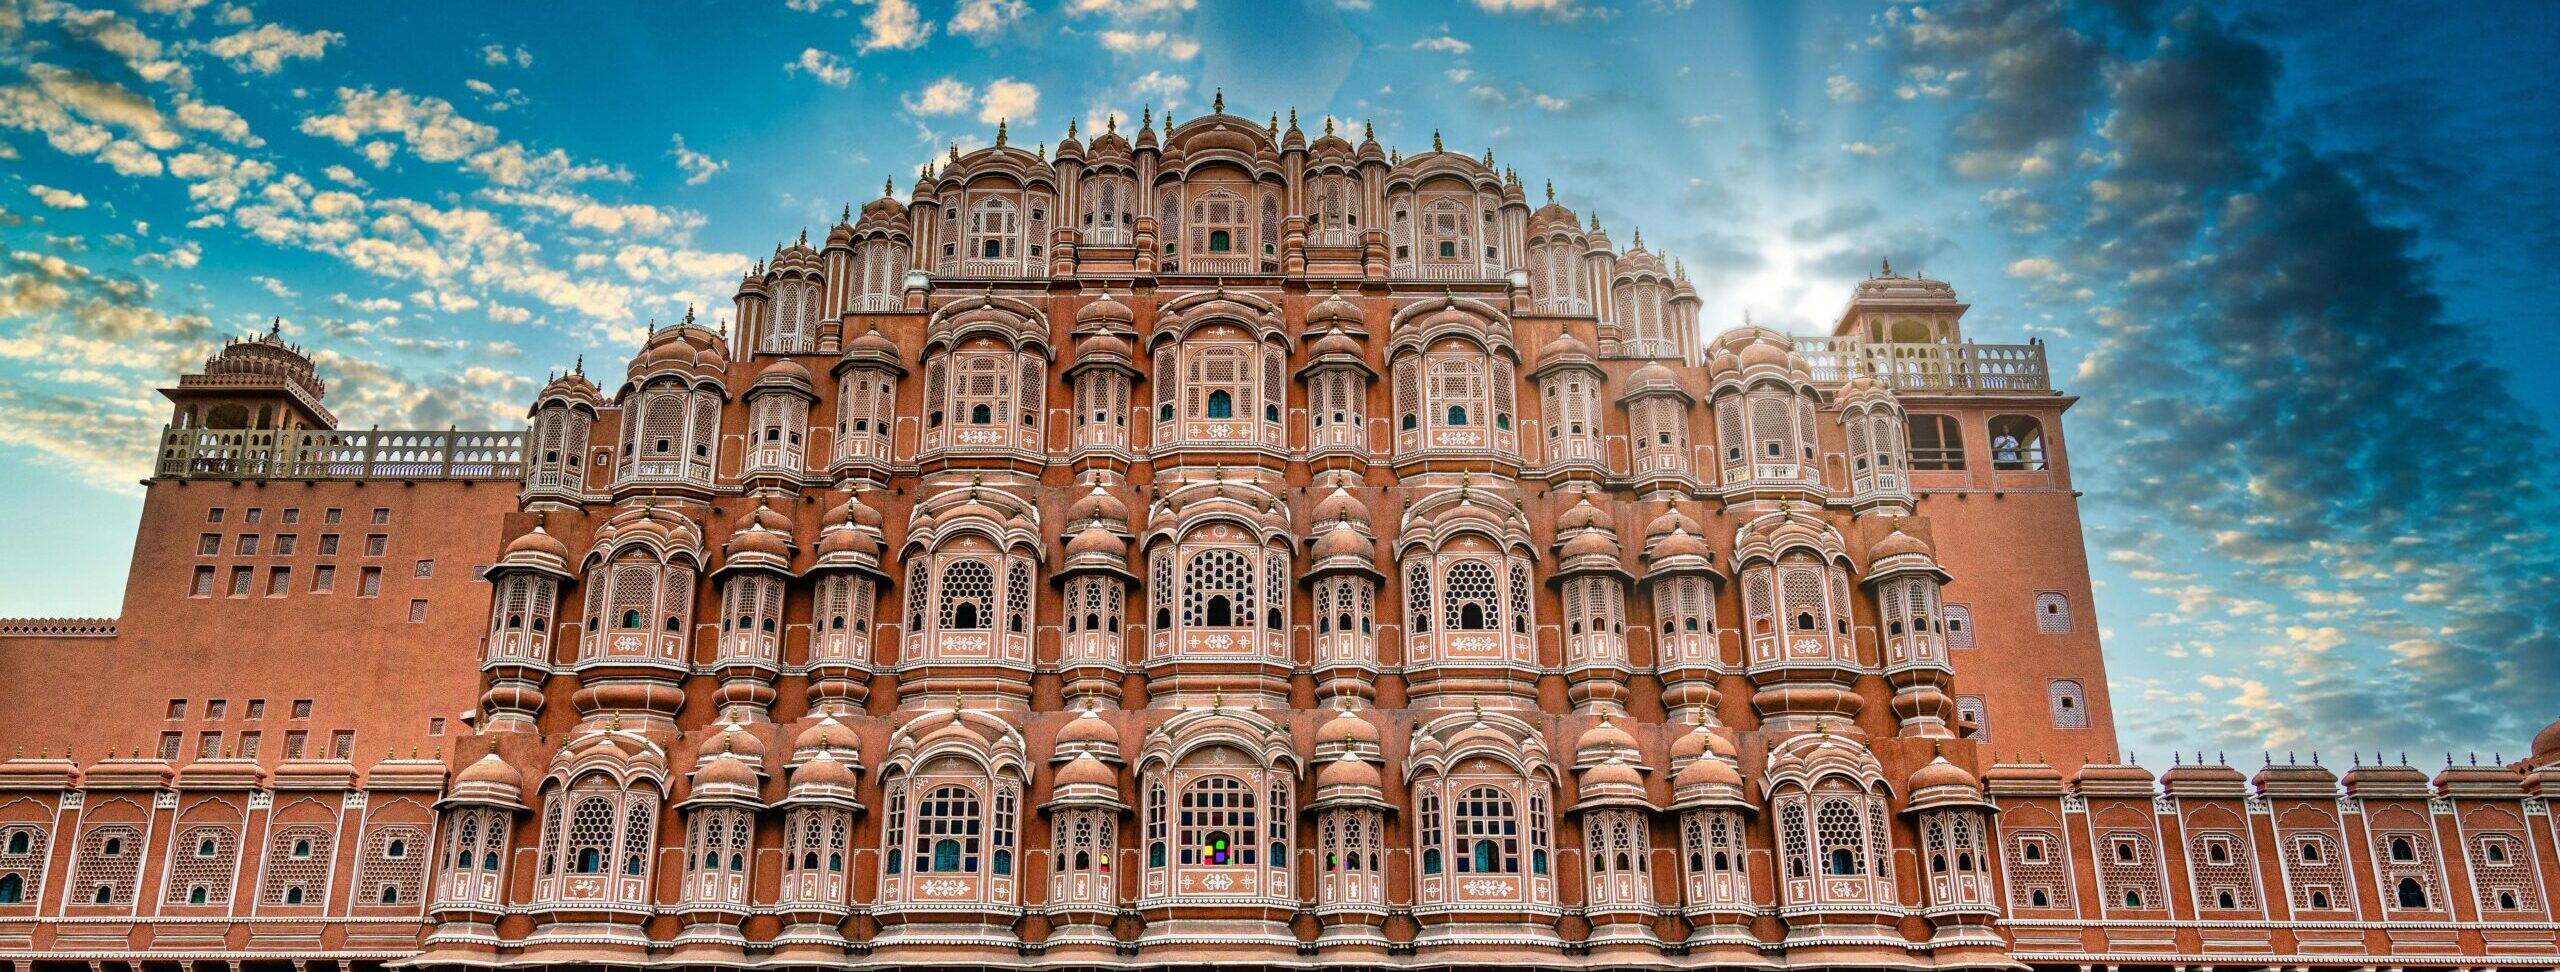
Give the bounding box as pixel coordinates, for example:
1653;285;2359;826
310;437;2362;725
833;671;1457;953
479;44;533;68
1098;30;1200;59
949;0;1026;38
1840;140;1896;157
251;275;298;299
904;77;975;115
1065;0;1196;15
669;133;726;185
136;239;203;269
203;23;343;74
173;98;261;147
29;185;89;209
978;78;1039;125
1127;71;1187;106
1469;0;1587;17
785;48;852;87
1530;92;1569;111
1824;74;1869;103
134;0;215;20
2006;256;2059;279
485;303;531;324
1411;34;1471;54
855;0;930;53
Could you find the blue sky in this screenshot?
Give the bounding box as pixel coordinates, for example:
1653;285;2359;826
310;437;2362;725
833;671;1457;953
2;0;2553;761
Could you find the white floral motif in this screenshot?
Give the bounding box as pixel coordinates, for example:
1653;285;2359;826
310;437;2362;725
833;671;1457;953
918;878;972;897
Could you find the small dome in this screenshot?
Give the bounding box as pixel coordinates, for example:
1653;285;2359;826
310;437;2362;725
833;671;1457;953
1055;705;1121;748
794;711;858;754
1307;287;1363;327
455;753;524;789
1067;482;1129;528
1576;718;1638;760
1317;753;1381;790
1669;722;1713;762
1628;360;1680;388
1315;707;1381;746
1560;530;1620;562
755;356;814;389
1310;485;1369;529
790;750;856;789
1308;326;1365;360
1076;292;1135;327
1643;504;1701;540
1871;527;1933;563
1056;752;1119;788
724;522;792;561
694;751;759;789
845;323;902;361
502;524;571;563
2534;717;2560;761
820;489;885;531
1674;754;1741;788
1650;527;1711;562
1910;754;1980;793
1583;758;1644;789
1312;521;1374;562
1538;328;1595;364
816;519;879;559
1066;524;1125;560
1072;329;1133;363
1557;493;1613;532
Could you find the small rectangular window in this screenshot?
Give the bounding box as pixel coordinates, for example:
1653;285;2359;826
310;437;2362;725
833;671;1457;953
159;731;183;760
207;508;226;524
274;534;297;556
324;508;342;525
1956;694;1989;743
292;699;312;719
267;568;290;597
191;566;216;597
228;566;253;597
198;534;221;556
2035;592;2074;633
238;732;261;759
283;731;306;759
408;598;428;623
245;699;265;720
428;717;446;736
1944;604;1975;648
166;699;186;719
359;567;382;597
330;731;355;760
244;508;264;525
365;535;386;557
319;534;339;555
281;508;301;525
206;700;227;720
312;565;336;592
197;731;222;759
413;559;434;579
236;535;260;556
372;508;390;525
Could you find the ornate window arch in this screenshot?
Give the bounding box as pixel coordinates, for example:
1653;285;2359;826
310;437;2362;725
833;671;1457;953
876;712;1028;912
1080;171;1135;246
762;275;820;353
1137;711;1298;906
1390;337;1517;458
532;774;658;907
919;333;1045;454
1408;713;1557;913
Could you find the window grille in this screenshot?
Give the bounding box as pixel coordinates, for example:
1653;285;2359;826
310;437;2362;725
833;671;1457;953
2049;679;2089;727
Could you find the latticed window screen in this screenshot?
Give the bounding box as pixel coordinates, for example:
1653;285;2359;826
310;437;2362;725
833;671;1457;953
2035;592;2073;632
937;559;996;630
2098;832;2165;909
1405;559;1433;634
1005;560;1033;632
1177;776;1258;866
0;825;49;904
260;827;333;905
2187;831;2258;910
1777;802;1810;879
1814;799;1867;875
905;560;930;632
2006;830;2070;909
2281;831;2347;911
2049;679;2090;728
166;826;239;905
2467;833;2540;914
617;800;654;879
1443;561;1498;631
1180;548;1256;627
359;826;428;905
1944;604;1975;648
73;825;142;906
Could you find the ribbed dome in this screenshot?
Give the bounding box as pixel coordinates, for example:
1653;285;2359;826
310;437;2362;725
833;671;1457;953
845;323;901;361
1067;482;1129;527
1576;718;1638;760
1066;525;1126;559
1072;329;1132;363
1307;288;1363;327
1318;754;1382;789
1872;527;1932;562
501;524;571;566
1316;707;1380;746
1308;326;1365;360
694;751;759;788
795;712;858;754
1910;754;1980;792
1076;292;1134;327
1313;521;1373;561
790;750;856;789
455;753;524;789
1056;752;1118;787
1674;754;1740;788
1310;485;1369;529
1056;706;1121;748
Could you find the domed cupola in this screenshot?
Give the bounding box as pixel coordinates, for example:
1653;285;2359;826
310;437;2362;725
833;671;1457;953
496;519;576;580
681;730;768;809
1905;749;1990;813
714;501;798;576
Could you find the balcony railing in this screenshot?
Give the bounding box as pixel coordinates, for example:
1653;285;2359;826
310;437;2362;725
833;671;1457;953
156;426;525;481
1793;338;2051;392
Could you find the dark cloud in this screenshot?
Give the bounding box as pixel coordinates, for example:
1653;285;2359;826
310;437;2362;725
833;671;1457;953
1892;1;2559;753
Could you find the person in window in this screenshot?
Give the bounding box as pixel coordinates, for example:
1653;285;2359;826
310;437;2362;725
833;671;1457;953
1991;431;2021;469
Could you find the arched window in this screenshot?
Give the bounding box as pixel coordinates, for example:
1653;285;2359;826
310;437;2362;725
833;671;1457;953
1206;389;1233;419
1452;786;1518;875
2397;878;2427;909
1444;561;1497;631
914;784;982;873
2390;837;2415;861
1179;548;1256;630
1988;414;2047;470
1178;776;1257;866
938;559;995;631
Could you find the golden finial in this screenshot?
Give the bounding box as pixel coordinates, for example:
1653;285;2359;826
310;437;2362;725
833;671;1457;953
1632;227;1643;248
1162;110;1172;136
950;143;961;163
1431;130;1443;152
1210;690;1224;710
884;177;895;198
1037;141;1046;161
1107;112;1118;134
1363;119;1375;142
995;118;1008;146
1141;105;1151;129
1324;115;1335;136
1213;88;1224;113
1287;107;1298;130
1067;118;1078;139
1470;699;1486;723
1544;179;1554;204
1268;113;1278;136
605;712;622;732
682;303;697;327
1482;147;1493;166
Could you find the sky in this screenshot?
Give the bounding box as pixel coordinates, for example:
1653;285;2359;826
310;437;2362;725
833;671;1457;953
1;0;2554;763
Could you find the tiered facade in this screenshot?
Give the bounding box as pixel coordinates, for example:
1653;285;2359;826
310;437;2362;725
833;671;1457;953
2;107;2557;971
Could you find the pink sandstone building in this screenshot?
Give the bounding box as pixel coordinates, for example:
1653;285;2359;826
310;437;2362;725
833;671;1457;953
2;106;2555;971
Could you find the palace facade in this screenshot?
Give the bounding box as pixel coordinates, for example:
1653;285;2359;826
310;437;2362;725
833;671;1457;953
2;106;2556;972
